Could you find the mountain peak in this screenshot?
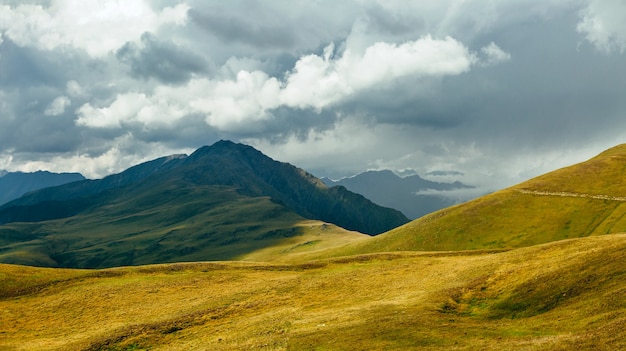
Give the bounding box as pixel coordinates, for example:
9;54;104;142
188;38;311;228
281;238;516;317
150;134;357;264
0;141;408;237
198;139;249;152
176;141;409;234
187;140;260;162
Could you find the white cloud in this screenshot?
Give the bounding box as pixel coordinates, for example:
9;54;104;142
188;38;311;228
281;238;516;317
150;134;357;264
12;133;194;179
76;90;196;129
577;0;626;54
76;93;151;128
44;96;70;116
75;35;485;132
17;146;126;178
0;153;13;171
479;42;511;66
191;71;282;130
281;35;474;109
0;1;189;57
66;80;85;97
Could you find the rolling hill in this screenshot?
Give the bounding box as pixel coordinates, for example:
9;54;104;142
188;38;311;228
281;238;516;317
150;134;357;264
0;140;407;268
323;143;626;256
1;233;624;350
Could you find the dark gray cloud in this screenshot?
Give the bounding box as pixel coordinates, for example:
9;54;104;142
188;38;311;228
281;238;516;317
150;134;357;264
189;9;298;50
0;0;624;198
116;33;209;84
363;5;422;36
0;39;65;88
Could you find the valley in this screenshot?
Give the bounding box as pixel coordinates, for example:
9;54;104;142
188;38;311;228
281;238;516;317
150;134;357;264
1;234;624;350
1;142;626;350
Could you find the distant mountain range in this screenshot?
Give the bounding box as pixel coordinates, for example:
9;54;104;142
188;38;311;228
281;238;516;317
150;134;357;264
0;140;408;268
322;170;473;219
0;170;85;205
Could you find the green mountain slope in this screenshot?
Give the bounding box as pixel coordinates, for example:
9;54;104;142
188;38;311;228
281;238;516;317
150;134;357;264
0;180;367;268
2;234;624;350
164;140;409;235
322;144;626;256
0;141;408;235
0;154;187;209
0;141;408;268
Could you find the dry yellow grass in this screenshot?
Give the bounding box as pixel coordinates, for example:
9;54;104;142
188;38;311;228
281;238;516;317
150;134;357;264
1;234;624;350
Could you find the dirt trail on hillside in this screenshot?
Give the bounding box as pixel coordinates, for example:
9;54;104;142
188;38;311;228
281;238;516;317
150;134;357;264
515;189;626;202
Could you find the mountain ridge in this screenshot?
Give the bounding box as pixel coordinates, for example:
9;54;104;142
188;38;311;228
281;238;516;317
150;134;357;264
322;169;474;219
0;140;407;268
0;170;85;206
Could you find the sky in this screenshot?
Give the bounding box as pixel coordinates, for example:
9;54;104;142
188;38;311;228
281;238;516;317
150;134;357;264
0;0;625;199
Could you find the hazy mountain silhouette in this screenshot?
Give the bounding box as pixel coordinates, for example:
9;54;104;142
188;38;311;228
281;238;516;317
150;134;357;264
0;170;85;205
322;170;473;219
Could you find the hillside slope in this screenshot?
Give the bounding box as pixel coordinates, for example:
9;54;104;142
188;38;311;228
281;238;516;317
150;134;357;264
1;234;624;350
325;144;626;255
0;141;405;268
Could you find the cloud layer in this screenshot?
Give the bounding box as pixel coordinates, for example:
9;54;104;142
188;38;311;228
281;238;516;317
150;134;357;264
0;0;625;199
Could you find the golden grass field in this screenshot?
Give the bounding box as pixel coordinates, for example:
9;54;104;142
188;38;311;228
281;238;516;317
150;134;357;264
1;233;624;350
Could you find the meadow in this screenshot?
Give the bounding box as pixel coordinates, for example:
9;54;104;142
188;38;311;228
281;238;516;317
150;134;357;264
1;233;624;350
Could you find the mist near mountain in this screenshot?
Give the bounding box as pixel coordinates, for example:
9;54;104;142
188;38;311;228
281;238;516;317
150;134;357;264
322;170;473;219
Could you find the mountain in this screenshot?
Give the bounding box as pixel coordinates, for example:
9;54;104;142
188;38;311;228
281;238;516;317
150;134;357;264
0;170;85;205
0;140;407;268
325;143;626;255
322;170;473;219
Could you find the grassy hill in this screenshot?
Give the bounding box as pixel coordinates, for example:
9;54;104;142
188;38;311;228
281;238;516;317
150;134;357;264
1;233;624;350
321;144;626;256
0;179;367;268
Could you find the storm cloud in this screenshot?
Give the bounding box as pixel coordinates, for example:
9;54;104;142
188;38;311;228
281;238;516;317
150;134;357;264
0;0;625;198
